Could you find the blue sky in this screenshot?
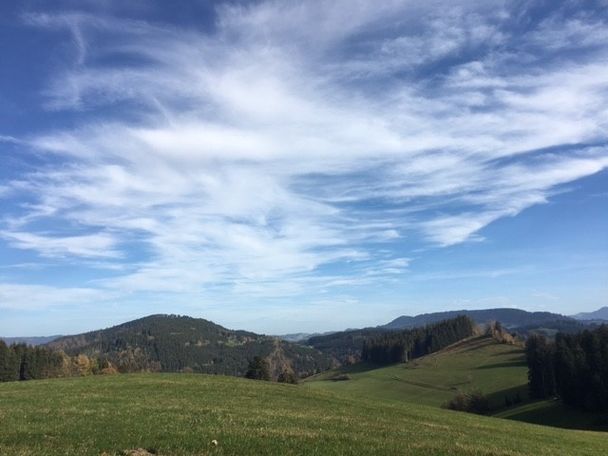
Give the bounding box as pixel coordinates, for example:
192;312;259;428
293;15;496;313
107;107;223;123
1;0;607;336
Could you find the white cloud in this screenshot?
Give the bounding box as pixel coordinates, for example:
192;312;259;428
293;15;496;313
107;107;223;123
0;283;110;310
0;135;21;144
0;186;11;198
3;0;608;302
1;231;121;258
529;16;608;51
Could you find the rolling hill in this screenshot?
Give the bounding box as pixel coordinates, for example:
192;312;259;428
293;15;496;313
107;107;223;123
306;308;577;364
306;333;608;432
47;314;334;379
383;308;572;330
571;306;608;321
306;335;528;409
0;373;606;455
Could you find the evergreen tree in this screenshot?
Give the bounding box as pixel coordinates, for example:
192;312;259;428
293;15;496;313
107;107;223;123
245;356;271;381
0;341;19;382
525;334;556;399
525;325;608;411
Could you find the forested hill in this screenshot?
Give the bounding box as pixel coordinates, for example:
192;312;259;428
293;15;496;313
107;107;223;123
307;316;478;365
307;328;388;364
362;315;476;364
308;309;572;364
47;314;334;379
571;306;608;321
383;308;571;330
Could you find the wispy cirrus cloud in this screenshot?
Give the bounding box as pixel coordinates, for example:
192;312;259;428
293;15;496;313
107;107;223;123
1;0;608;312
0;231;121;259
0;283;111;310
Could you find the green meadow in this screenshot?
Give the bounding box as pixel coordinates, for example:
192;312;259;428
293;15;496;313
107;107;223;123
305;335;529;409
1;371;607;455
306;335;608;432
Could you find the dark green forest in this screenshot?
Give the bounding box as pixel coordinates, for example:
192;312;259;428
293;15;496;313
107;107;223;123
361;315;476;364
526;325;608;412
0;341;66;382
307;327;391;364
48;315;334;379
0;315;334;383
0;315;479;383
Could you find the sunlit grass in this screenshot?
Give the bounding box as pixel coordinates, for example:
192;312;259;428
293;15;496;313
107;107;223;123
0;373;606;455
305;336;528;409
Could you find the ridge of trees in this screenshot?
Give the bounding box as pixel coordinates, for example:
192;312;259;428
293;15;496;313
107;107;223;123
361;315;476;364
307;327;389;365
0;340;109;382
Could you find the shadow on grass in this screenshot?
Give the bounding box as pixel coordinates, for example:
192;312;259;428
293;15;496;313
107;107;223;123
444;337;497;355
330;362;389;376
490;348;524;357
486;384;529;409
476;360;527;369
498;399;608;432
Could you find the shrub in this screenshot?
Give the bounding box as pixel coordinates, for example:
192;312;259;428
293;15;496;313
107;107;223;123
277;370;298;384
330;373;351;381
446;390;489;415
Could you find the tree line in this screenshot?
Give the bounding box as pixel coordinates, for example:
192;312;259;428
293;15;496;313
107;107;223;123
361;315;476;364
0;340;115;382
307;327;389;365
526;325;608;412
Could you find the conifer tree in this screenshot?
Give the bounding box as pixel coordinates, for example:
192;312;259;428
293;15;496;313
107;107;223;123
245;356;271;381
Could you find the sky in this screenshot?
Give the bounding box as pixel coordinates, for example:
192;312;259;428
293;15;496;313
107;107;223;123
0;0;607;336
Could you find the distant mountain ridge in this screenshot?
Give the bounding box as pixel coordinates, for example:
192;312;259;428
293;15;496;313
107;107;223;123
0;335;61;346
571;306;608;321
47;314;334;379
306;307;577;364
382;308;572;330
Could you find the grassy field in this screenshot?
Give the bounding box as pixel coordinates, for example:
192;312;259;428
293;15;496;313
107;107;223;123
305;336;529;409
305;335;608;432
1;373;607;456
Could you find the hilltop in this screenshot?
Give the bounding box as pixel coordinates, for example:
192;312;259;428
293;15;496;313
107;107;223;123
383;308;572;330
48;314;334;379
571;306;608;321
0;373;606;455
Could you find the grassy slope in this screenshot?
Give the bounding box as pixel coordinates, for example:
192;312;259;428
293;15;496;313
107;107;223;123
1;374;607;456
305;336;529;409
305;335;608;432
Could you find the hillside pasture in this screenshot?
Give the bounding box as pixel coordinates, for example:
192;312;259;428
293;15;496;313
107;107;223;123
1;373;607;455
